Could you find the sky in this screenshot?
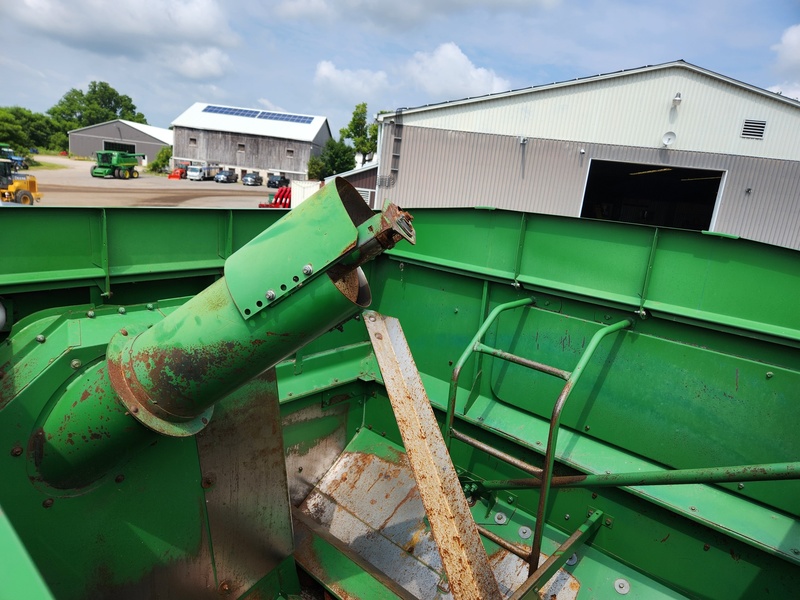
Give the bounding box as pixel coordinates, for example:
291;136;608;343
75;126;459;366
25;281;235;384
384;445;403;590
2;0;799;135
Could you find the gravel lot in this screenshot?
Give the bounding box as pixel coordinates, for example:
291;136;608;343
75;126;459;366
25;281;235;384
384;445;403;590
28;155;270;208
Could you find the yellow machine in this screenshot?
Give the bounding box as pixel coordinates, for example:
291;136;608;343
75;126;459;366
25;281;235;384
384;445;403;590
0;158;42;204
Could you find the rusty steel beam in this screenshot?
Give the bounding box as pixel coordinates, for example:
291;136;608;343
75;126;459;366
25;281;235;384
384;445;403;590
365;311;502;600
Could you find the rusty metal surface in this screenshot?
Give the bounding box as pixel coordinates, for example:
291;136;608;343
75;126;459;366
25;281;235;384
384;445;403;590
283;402;350;507
364;311;502;600
489;549;580;600
293;506;417;600
299;449;448;598
195;369;293;598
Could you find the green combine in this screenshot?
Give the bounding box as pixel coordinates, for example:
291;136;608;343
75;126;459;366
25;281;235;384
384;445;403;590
0;179;797;599
90;151;145;179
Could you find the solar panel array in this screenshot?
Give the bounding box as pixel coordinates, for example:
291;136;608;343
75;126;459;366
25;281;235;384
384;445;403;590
202;105;314;125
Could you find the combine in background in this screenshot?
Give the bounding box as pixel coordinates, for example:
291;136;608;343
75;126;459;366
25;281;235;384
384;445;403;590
90;151;145;179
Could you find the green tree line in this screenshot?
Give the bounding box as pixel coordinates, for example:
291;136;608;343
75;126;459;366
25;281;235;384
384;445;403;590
4;81;380;181
0;81;146;155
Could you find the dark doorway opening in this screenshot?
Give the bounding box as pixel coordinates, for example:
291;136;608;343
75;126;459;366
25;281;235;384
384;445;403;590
104;141;136;153
581;160;723;230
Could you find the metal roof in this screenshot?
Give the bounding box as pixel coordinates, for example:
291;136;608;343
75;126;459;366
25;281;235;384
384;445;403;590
378;60;800;121
171;102;329;142
68;119;173;145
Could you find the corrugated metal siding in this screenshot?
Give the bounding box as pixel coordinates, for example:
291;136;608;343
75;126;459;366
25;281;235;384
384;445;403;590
396;68;800;161
174;127;313;178
378;125;800;250
69;122;168;163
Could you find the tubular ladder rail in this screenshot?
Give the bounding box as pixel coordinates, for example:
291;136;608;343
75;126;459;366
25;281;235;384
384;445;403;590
444;298;800;596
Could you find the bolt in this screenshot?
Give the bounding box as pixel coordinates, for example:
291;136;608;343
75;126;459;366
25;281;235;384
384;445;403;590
70;359;82;369
35;334;46;343
604;518;612;526
201;417;208;425
218;580;232;594
604;314;611;320
738;483;744;490
584;425;590;431
115;474;125;484
146;303;155;310
298;466;303;473
201;475;216;489
507;496;514;504
704;544;710;551
302;264;313;276
42;498;54;509
266;290;276;300
120;329;128;336
87;310;96;318
10;446;23;457
792;548;800;555
690;506;697;511
766;372;774;379
131;406;139;414
564;513;570;520
118;307;126;315
592;492;598;499
368;314;376;322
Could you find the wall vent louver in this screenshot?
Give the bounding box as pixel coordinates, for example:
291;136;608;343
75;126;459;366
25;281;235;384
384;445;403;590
741;119;766;139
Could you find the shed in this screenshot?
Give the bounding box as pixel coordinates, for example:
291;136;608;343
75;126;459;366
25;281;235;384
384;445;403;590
68;120;173;164
171;103;331;181
374;60;800;250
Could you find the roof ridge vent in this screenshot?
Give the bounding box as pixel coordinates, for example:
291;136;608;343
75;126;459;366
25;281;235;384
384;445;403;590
741;119;766;139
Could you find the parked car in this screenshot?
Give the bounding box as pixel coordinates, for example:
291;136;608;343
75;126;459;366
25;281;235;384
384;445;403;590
214;170;239;183
267;175;289;188
242;172;263;186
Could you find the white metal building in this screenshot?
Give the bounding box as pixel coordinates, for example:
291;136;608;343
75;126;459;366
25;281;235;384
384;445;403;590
69;120;173;164
171;103;331;181
374;61;800;250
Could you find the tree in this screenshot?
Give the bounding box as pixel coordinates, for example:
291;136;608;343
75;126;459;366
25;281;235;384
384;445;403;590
339;102;379;166
3;107;53;150
148;145;172;173
0;109;27;149
47;81;147;150
307;138;355;180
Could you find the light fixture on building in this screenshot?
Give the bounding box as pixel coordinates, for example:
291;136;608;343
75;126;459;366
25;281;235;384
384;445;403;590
580;148;586;154
672;93;682;107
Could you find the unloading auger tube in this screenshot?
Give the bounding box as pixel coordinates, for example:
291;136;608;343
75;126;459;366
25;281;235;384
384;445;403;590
35;178;415;489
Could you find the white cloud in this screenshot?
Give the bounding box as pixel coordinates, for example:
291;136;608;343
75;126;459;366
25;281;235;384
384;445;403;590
275;0;557;26
163;46;233;80
772;23;800;78
767;83;800;101
8;0;236;80
314;60;389;98
403;43;510;99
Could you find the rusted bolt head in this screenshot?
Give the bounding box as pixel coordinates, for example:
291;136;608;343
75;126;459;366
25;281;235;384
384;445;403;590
374;333;383;340
120;328;128;336
131;406;139;414
703;544;710;551
10;446;23;457
42;498;54;509
115;474;125;484
201;474;216;489
35;334;46;343
218;580;231;594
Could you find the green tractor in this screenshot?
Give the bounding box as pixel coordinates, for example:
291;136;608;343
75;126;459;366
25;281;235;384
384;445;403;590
91;151;146;179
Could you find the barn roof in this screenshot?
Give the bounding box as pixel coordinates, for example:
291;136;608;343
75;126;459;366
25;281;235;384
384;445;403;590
171;102;330;142
68;119;173;145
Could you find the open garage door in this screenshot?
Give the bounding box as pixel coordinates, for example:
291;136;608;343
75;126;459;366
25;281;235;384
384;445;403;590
580;160;723;231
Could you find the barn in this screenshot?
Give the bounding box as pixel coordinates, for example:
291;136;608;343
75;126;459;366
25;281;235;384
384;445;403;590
171;103;331;181
373;60;800;250
68;120;173;164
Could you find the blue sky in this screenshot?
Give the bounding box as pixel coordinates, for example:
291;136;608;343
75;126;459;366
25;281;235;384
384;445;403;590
2;0;798;135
